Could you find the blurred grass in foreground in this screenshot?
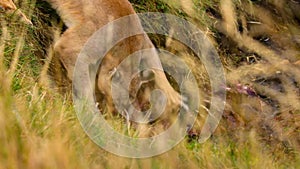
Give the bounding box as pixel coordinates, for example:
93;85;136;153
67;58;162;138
0;0;300;168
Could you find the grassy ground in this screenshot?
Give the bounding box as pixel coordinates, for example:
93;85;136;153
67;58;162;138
0;0;300;168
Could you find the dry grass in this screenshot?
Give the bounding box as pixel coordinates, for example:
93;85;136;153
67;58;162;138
0;0;299;168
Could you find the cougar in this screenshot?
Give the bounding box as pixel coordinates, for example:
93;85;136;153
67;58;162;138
2;0;186;133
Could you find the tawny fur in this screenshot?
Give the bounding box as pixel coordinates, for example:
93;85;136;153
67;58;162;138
0;0;17;10
45;0;182;117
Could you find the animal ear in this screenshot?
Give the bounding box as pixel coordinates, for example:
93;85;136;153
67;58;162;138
140;69;155;81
